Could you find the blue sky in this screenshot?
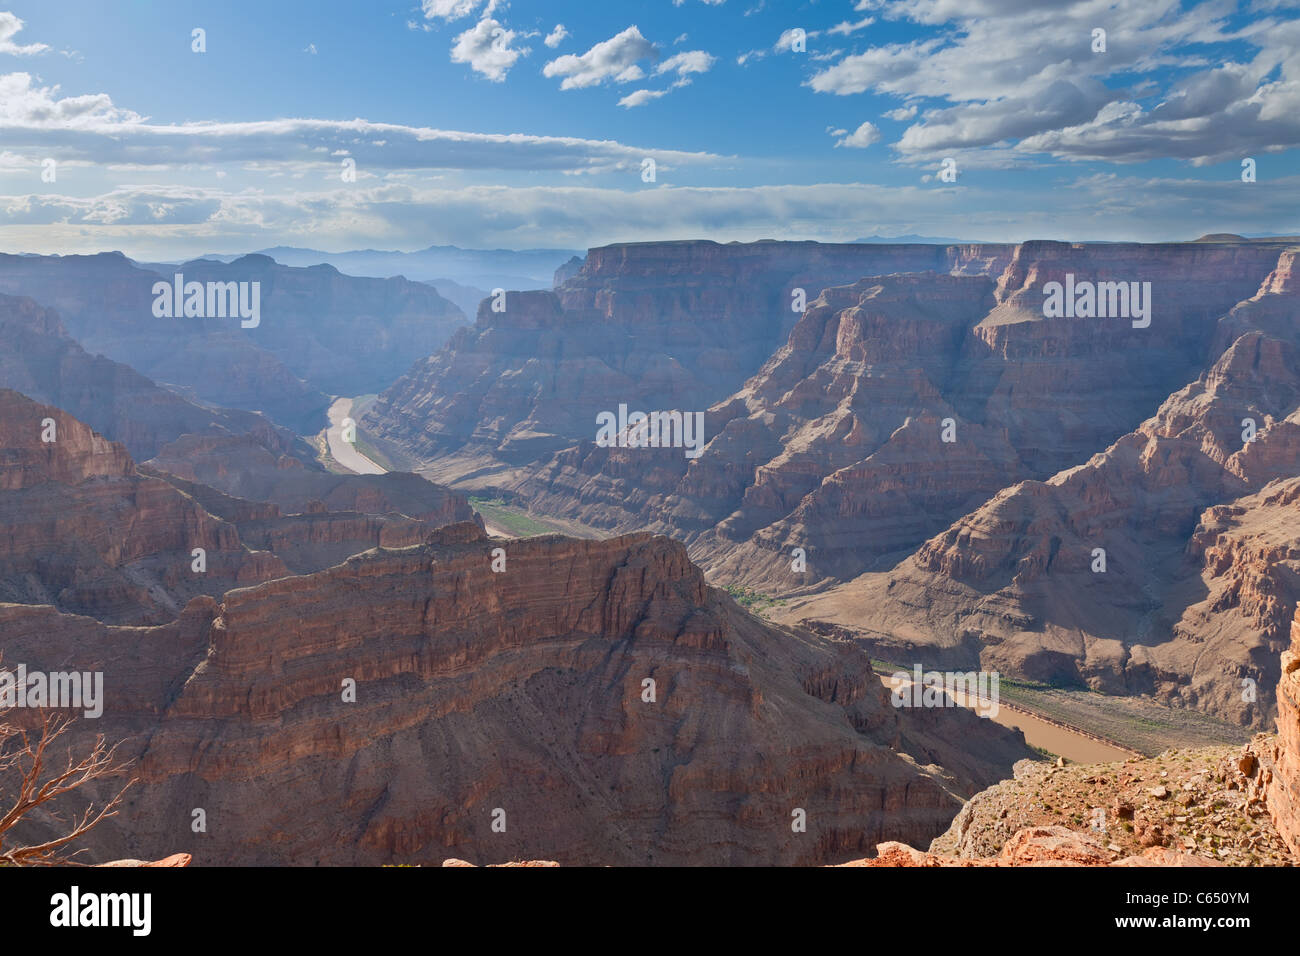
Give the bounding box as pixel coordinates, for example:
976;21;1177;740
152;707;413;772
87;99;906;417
2;0;1298;257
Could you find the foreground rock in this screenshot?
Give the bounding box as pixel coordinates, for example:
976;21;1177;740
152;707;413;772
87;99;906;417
1266;608;1300;854
98;854;192;868
840;825;1224;867
3;519;1031;865
924;742;1292;866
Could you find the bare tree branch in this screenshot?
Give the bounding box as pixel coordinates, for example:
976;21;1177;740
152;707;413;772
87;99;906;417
0;655;135;866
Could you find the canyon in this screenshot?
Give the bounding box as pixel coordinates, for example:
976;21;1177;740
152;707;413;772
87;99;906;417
0;389;1029;865
0;252;467;433
3;234;1298;867
362;236;1300;729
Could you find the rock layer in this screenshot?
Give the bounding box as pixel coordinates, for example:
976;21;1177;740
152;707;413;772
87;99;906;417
0;293;295;462
365;238;1293;598
1267;608;1300;854
1;526;1031;865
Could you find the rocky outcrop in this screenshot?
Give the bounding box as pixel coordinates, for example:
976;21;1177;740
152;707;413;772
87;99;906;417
1266;608;1300;854
843;736;1295;867
0;390;480;620
786;316;1300;724
449;240;1292;593
147;466;470;575
842;826;1224;866
1;521;1031;866
0;389;288;624
508;273;1017;584
364;241;1016;465
144;432;480;525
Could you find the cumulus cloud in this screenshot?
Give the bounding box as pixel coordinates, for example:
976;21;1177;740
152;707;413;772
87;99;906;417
0;13;48;55
542;26;658;90
421;0;495;22
655;49;716;85
834;121;882;148
450;17;529;81
615;49;715;106
0;72;140;127
544;24;568;48
884;104;917;121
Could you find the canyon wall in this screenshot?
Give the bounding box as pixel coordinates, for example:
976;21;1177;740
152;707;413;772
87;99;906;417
0;293;296;462
372;238;1291;594
0;392;1031;865
0;523;1032;866
363;240;1018;464
1267;608;1300;854
0;252;466;432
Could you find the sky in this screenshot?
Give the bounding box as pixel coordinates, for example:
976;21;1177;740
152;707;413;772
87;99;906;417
1;0;1298;258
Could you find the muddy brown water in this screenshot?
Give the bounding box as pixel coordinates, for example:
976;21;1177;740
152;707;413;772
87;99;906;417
881;675;1133;764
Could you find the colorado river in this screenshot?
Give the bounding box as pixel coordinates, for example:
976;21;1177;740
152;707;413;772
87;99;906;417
325;397;386;476
880;674;1135;764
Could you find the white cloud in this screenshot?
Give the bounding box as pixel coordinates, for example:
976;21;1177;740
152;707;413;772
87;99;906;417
736;49;766;66
655;49;716;86
544;24;568;48
543;26;658;90
834;122;882;148
0;72;140;127
0;13;48;55
421;0;494;22
16;173;1300;260
450;17;529;82
810;0;1300;166
0;72;724;174
619;88;668;108
827;16;874;36
304;43;318;55
774;27;820;52
884;105;917;121
615;49;715;106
